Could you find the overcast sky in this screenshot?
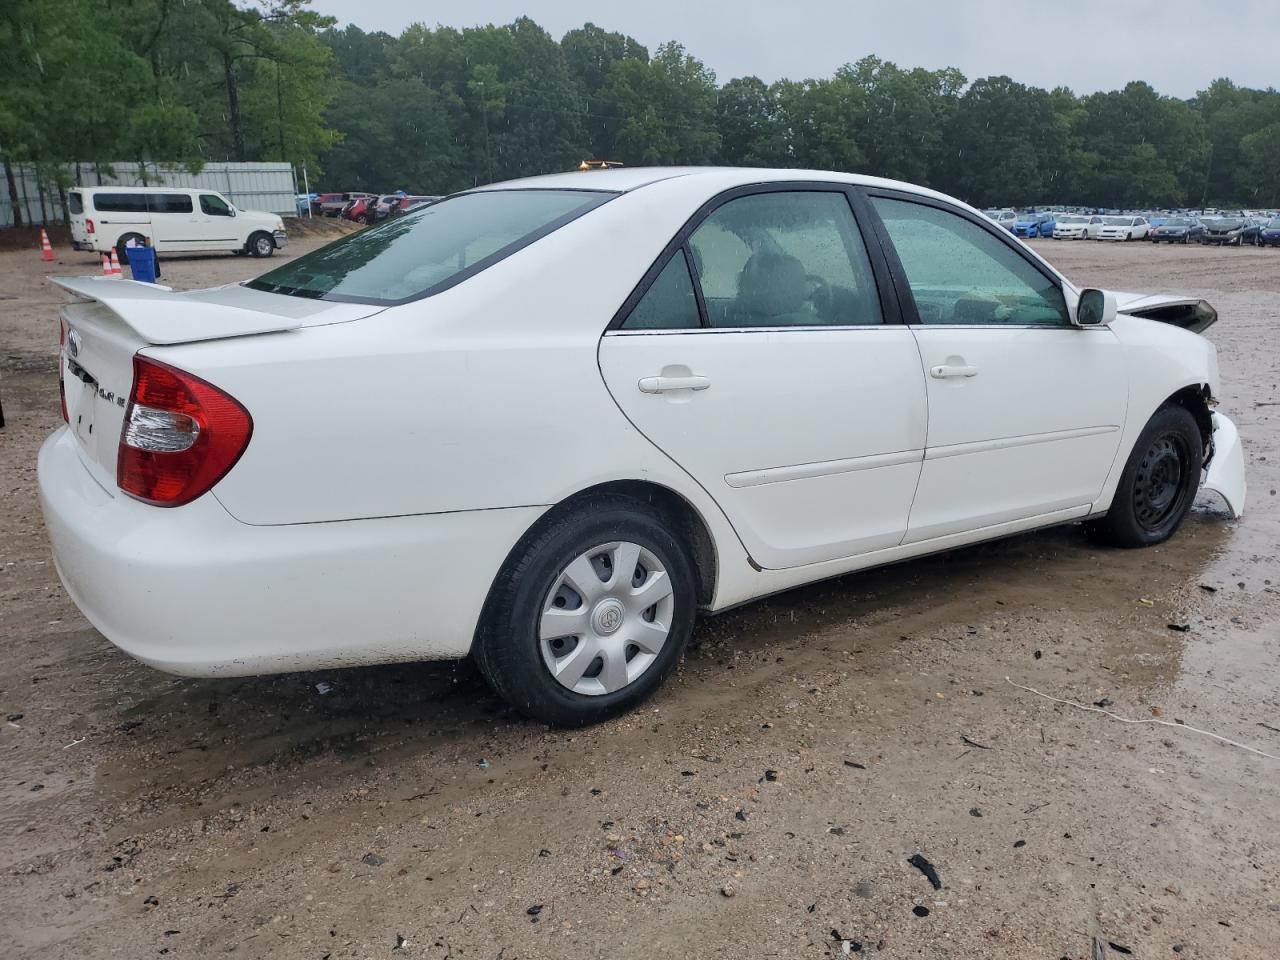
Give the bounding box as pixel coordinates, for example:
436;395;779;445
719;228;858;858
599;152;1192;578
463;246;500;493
309;0;1280;99
308;0;1277;98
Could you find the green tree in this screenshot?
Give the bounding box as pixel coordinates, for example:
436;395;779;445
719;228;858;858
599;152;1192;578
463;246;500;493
716;76;789;166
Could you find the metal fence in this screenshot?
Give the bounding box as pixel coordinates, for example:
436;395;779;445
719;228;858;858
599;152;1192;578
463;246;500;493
1;161;299;227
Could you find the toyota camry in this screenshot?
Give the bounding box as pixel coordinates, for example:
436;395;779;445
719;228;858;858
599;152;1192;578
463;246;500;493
40;167;1246;726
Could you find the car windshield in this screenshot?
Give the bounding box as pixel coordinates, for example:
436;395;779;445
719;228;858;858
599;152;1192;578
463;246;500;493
1267;219;1280;229
1058;216;1085;223
1102;217;1131;226
1163;218;1193;226
248;189;613;304
1213;218;1244;228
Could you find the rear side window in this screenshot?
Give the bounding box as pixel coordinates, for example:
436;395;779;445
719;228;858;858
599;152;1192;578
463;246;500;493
622;249;701;330
92;193;149;213
68;192;83;215
152;193;194;214
249;189;614;304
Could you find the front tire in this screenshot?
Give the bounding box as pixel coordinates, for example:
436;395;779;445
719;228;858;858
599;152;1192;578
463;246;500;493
473;496;698;726
1087;405;1203;548
248;231;275;258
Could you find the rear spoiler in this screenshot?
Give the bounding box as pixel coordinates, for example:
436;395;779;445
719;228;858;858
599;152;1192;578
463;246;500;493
51;276;302;345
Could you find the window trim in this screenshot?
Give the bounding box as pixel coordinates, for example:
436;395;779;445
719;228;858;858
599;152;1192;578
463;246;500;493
606;181;904;334
857;186;1075;329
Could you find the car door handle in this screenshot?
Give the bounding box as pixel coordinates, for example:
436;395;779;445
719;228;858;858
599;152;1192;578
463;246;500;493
929;364;979;379
638;375;711;394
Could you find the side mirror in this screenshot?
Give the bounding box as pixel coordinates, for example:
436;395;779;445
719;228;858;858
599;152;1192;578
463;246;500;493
1076;288;1117;326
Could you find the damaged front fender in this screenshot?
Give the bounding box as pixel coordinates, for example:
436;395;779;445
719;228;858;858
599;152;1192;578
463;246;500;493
1203;412;1246;518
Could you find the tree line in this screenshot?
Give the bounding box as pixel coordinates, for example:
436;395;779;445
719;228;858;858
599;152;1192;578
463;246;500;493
4;0;1280;225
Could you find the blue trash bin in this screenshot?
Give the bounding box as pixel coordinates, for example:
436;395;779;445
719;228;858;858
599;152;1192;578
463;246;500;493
125;246;158;283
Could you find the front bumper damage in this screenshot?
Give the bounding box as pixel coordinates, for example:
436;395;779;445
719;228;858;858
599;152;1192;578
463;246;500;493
1203;412;1246;518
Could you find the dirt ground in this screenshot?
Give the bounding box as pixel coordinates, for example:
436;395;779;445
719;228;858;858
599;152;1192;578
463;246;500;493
1;235;1278;960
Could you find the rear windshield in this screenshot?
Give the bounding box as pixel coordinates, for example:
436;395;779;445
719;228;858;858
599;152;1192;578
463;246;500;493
248;189;613;304
68;191;83;215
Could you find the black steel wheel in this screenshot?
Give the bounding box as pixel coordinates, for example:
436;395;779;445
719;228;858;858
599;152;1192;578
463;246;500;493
1087;405;1203;547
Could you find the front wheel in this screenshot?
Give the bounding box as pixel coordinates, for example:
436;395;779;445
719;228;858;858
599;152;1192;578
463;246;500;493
473;496;698;726
1087;405;1203;548
248;232;275;258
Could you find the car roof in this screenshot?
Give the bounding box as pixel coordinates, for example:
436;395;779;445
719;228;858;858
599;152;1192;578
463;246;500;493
75;186;210;194
475;166;962;206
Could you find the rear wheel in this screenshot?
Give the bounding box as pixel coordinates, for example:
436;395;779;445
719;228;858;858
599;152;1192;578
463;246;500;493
473;496;698;726
1087;405;1203;548
248;231;275;258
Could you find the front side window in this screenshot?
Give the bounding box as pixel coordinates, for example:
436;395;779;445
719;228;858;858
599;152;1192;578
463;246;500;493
871;197;1069;327
622;249;701;330
688;191;882;328
201;194;233;217
249;189;612;304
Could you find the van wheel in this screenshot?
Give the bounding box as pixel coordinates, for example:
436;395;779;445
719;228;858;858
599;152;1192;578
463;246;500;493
473;495;698;727
1087;405;1203;548
249;232;275;258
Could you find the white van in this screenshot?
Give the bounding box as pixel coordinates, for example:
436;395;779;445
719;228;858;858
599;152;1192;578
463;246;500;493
68;187;288;260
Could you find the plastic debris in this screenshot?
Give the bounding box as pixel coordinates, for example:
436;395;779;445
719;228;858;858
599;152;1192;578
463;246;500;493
361;852;386;866
1013;840;1027;849
526;904;542;916
912;905;930;917
907;853;942;890
1167;623;1191;632
969;807;983;817
314;682;333;695
843;760;866;769
394;934;409;950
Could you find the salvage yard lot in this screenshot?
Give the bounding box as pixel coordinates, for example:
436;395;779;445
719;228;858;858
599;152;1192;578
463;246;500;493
1;239;1278;959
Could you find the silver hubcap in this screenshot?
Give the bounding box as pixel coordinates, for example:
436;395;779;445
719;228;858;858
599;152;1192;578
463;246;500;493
257;237;272;254
539;541;675;696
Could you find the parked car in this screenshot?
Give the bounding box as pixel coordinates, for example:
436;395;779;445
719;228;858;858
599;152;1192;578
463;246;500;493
392;195;441;216
1052;214;1103;240
295;193;317;217
317;192;372;217
342;195;375;223
1012;211;1055;238
1149;217;1205;244
1097;215;1149;241
984;209;1018;229
67;186;287;262
41;167;1245;726
1201;217;1258;246
1256;218;1280;246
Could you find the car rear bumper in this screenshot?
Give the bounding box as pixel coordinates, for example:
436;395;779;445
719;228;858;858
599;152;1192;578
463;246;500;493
1203;412;1246;519
38;427;544;676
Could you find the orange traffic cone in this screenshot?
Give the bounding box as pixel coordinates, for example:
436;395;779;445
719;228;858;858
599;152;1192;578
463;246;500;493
108;249;122;278
40;228;54;262
101;253;112;276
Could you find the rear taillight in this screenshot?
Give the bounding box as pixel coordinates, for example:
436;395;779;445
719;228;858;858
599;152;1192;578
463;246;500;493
117;356;252;506
58;320;68;423
86;218;94;234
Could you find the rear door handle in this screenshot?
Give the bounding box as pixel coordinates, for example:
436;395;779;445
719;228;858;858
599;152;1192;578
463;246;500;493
930;364;979;379
638;375;710;394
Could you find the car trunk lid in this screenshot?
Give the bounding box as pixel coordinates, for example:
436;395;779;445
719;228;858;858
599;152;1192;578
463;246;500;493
53;276;383;489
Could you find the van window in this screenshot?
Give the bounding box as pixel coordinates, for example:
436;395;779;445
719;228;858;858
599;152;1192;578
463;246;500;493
151;193;194;214
200;194;233;217
248;188;614;305
92;193;149;213
68;192;83;215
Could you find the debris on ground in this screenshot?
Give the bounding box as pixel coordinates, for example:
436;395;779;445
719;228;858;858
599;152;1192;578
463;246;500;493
1167;623;1191;632
907;853;942;890
314;682;333;695
912;905;930;917
361;852;386;867
960;735;991;750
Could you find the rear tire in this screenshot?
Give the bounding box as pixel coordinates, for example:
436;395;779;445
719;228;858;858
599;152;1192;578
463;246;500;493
1086;405;1203;548
473;496;698;726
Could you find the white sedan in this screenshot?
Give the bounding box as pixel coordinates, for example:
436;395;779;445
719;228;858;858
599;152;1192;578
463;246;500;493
1097;215;1150;241
39;168;1246;726
1053;214;1103;240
